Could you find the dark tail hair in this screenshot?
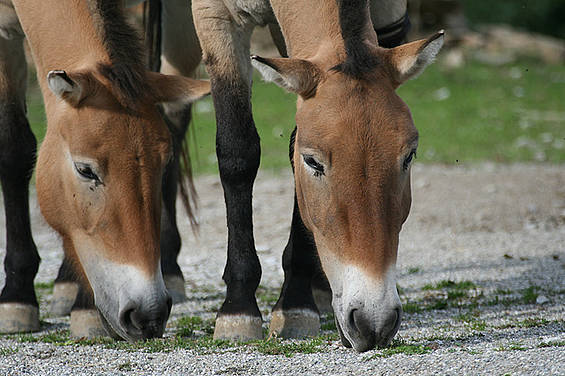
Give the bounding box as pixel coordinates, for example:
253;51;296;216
144;0;199;232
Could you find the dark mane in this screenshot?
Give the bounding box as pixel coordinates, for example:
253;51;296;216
87;0;148;109
332;0;379;78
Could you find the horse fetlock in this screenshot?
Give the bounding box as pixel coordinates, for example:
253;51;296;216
312;286;333;314
0;303;40;334
269;308;320;339
163;274;187;304
213;314;263;341
70;309;108;339
50;282;79;316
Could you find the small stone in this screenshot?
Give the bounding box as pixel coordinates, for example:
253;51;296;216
536;295;549;304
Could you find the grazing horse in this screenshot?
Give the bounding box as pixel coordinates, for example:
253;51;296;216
191;0;442;352
0;0;209;340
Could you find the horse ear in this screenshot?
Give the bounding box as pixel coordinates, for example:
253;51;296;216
47;70;95;106
388;31;444;86
146;72;210;110
251;56;322;98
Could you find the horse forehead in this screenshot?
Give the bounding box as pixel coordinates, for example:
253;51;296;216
65;110;169;155
298;82;415;148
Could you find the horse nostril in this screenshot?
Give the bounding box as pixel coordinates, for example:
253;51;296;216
166;295;173;315
348;308;358;333
119;307;138;333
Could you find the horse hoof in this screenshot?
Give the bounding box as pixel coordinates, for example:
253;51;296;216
213;314;263;341
269;308;320;338
50;282;79;316
312;287;333;314
164;275;187;304
0;303;40;333
70;309;108;339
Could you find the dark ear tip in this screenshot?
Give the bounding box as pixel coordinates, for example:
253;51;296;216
47;70;67;78
250;55;268;64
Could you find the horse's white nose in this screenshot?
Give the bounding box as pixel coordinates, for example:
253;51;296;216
343;304;402;352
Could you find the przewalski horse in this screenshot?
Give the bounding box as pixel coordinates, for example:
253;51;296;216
192;0;442;351
0;0;209;340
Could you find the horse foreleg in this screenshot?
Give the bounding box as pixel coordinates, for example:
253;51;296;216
193;0;262;341
0;32;40;333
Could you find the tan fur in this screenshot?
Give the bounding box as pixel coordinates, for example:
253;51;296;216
250;2;442;279
10;0;210;281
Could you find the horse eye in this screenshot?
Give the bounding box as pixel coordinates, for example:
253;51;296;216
74;162;100;182
403;150;416;170
303;155;325;176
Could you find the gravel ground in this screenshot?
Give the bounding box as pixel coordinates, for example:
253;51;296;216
1;163;564;376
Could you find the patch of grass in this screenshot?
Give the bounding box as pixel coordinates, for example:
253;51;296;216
457;311;485;328
175;316;215;337
254;337;326;357
34;281;55;291
537;341;565;348
320;315;337;331
371;339;431;359
117;362;133;371
256;286;279;306
402;302;422;313
495;342;528;352
0;346;19;356
521;286;540;304
407;267;420;274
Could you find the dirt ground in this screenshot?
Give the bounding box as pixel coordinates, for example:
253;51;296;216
0;163;564;375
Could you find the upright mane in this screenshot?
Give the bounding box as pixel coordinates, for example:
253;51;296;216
332;0;379;78
87;0;148;109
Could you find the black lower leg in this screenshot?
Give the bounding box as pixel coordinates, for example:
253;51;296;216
213;77;261;318
274;127;320;314
54;256;77;284
71;283;95;311
273;195;319;314
0;101;39;307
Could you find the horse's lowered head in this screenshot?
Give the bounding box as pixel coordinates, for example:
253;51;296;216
252;31;443;351
36;66;210;341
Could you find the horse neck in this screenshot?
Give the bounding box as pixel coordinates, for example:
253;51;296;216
12;0;109;90
270;0;377;64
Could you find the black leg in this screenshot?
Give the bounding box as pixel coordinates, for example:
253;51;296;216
0;36;40;333
212;76;262;339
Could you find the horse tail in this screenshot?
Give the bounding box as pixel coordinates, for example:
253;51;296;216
144;0;199;233
177;126;199;232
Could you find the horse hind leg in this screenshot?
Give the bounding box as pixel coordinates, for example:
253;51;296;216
193;0;262;341
50;256;79;316
155;0;204;304
0;33;40;333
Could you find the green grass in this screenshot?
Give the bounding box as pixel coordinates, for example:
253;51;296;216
24;58;565;177
370;339;431;359
0;346;19;356
175;316;215;337
521;285;540;304
254;336;326;357
495;342;528;352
